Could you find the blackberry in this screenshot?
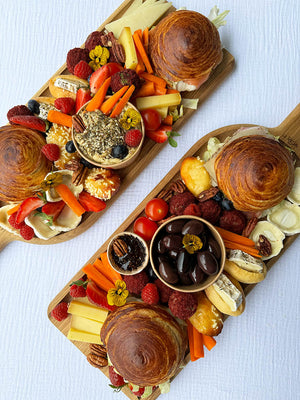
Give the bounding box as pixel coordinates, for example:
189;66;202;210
65;140;76;153
111;144;128;159
80;158;98;169
27;99;40;114
212;190;224;203
221;198;234;210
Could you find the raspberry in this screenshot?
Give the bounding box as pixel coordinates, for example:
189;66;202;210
41;143;60;161
124;129;143;147
54;97;75;115
66;47;90;74
7;105;33;123
141;283;160;305
123;271;149;296
154;279;174;303
8;212;25;230
70;282;87;298
168;291;197;320
198;199;221;225
74;60;93;80
183;203;202;216
51;302;69;321
169;192;196;215
109;366;125;387
85;31;104;52
19;224;35;240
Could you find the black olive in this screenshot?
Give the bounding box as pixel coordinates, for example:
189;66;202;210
182;220;205;236
177;250;194;275
189;264;205;284
165;219;186;233
162;234;183;252
159;260;179;284
197;251;219;275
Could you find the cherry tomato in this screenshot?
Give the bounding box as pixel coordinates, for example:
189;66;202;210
133;216;158;241
141;109;162;131
145;198;169;221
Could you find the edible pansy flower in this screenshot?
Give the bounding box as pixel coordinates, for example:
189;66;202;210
41;172;63;191
107;280;129;307
119;108;141;130
182;234;203;254
89;46;110;70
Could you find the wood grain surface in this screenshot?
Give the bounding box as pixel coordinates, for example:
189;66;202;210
47;103;300;400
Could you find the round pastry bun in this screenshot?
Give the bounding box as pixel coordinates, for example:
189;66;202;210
214;135;295;211
224;259;267;284
205;272;245;316
100;302;187;387
149;10;222;84
49;75;89;100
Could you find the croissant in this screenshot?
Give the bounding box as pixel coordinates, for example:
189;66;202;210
149;10;222;89
214;135;295;211
100;302;187;386
0;125;52;202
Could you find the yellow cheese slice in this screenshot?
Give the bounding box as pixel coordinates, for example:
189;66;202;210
136;93;181;110
118;27;138;69
68;300;108;323
70;314;103;335
67;328;102;344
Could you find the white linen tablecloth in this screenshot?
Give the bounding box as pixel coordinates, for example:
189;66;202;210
0;1;299;399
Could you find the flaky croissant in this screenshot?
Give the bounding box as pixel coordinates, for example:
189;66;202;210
0;125;52;202
149;10;222;87
100;302;187;386
214;135;295;211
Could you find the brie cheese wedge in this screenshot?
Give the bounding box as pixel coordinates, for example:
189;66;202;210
228;249;264;273
0;204;21;237
212;273;243;312
45;170;83;202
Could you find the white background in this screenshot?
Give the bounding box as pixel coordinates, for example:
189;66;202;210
0;0;299;399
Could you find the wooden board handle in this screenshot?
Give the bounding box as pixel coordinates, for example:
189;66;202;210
0;229;13;252
273;103;300;157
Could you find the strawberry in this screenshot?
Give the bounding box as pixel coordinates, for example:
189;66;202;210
16;196;45;224
146;125;180;147
9;115;49;132
41;143;60;161
86;281;116;311
19;224;35;240
74;60;93;80
109;366;126;387
7;105;33;123
51;302;69;321
124;129;143;147
141;283;159;305
78;191;106;212
54;97;75;115
41;200;65;221
128;384;145;397
75;88;92;112
89;62;123;94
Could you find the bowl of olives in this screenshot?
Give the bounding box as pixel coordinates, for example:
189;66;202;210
149;216;226;293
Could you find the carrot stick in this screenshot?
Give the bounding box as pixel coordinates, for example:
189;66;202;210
92;258;115;285
85;77;111;112
134;81;155;98
135;49;145;75
100;252;123;283
162;114;173;126
47;110;73;128
215;226;256;247
132;32;153;74
187;321;199;362
223;239;262;258
7;203;21;215
193;328;204;358
140;72;167;88
153;85;167;95
110;85;135;118
82;263;115;293
166;88;180;94
135;29;143;40
142;27;149;53
55;184;85;217
100;86;129;115
202;334;217;351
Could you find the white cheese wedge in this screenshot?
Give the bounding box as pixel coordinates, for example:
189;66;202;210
212;273;243;312
25;213;61;240
228;249;264;273
50;205;82;232
267;200;300;236
54;78;79;94
0;205;21;237
249;220;285;260
287;167;300;205
45;170;83;202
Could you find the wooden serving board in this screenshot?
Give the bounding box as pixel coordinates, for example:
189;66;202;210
48;103;300;400
0;0;235;251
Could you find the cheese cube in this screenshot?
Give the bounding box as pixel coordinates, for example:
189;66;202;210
118;27;138;70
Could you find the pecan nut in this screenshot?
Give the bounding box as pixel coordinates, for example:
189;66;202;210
112;238;128;257
157;188;173;202
242;217;258;237
87;353;108;369
111;42;125;64
197;187;219;202
170;179;186;194
89;343;107;358
256;234;272;257
64;159;81;171
72;165;88;186
72;115;86;133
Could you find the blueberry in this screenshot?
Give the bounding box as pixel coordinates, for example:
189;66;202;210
65;140;76;153
27;99;40;114
221;198;234;210
111;144;128;159
80;158;98;169
212;191;224;203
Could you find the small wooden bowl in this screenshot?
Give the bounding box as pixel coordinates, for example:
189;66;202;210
72;99;145;170
107;232;149;276
149;216;226;293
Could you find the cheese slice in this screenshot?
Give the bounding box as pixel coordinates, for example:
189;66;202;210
67;328;102;344
68;300;108;323
136;93;181;110
70;314;103;335
228;249;264;273
118;27;138;69
212;273;242;312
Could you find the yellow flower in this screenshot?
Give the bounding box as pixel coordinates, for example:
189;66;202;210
41;172;63;191
89;45;110;70
182;234;203;254
107;280;129;307
119;108;141;130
